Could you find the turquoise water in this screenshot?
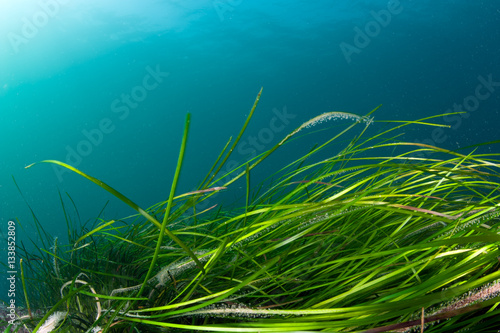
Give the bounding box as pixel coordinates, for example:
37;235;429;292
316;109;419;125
0;1;499;257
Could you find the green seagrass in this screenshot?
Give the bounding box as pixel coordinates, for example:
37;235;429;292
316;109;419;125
7;89;500;332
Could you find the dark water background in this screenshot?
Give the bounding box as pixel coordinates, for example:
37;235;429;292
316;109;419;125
0;0;499;294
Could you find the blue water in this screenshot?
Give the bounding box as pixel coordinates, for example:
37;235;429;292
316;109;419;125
0;0;499;261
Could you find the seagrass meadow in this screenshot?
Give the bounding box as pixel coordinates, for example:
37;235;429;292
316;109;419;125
7;90;500;332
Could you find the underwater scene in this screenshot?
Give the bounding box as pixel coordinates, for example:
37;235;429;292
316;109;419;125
1;0;500;332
